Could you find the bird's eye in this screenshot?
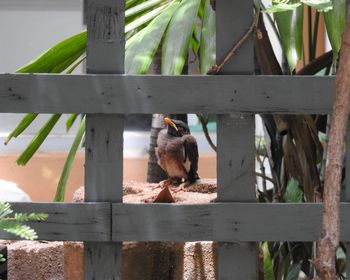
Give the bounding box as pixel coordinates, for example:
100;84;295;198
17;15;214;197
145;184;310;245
178;127;183;131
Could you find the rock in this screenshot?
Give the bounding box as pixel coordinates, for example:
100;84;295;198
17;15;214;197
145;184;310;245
73;179;217;203
64;242;83;280
63;241;217;280
7;241;63;280
66;180;218;280
6;180;218;280
0;179;31;202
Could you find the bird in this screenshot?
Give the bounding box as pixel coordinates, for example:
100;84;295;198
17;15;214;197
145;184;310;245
155;117;199;191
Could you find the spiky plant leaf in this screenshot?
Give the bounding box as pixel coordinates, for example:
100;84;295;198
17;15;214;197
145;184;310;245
125;0;164;18
125;0;180;73
199;0;216;74
125;3;170;33
162;0;202;74
324;0;346;63
16;114;61;165
301;0;332;11
54;116;86;202
262;242;275;280
274;3;304;72
4;113;38;145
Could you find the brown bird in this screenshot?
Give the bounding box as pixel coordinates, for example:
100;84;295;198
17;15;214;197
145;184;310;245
156;117;199;191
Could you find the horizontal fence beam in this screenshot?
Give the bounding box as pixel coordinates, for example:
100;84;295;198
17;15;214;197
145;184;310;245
113;203;350;242
0;203;110;241
0;74;334;114
3;202;350;242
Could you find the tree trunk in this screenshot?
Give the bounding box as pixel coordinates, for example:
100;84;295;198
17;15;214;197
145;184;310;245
315;11;350;279
147;114;168;183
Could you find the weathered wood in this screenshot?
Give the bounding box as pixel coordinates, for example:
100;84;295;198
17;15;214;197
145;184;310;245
111;203;350;242
216;0;257;278
0;74;335;114
2;202;350;242
217;114;255;201
86;0;124;74
85;114;124;201
0;203;110;241
84;0;124;279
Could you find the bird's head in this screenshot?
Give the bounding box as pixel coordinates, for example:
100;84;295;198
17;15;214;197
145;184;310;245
164;117;190;137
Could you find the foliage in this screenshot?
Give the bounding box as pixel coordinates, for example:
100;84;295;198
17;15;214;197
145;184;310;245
6;0;215;201
0;202;47;240
4;0;348;277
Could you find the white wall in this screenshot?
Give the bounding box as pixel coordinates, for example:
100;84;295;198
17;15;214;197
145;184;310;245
0;0;83;152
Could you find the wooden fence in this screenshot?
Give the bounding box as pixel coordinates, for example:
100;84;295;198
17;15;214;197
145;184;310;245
0;0;349;279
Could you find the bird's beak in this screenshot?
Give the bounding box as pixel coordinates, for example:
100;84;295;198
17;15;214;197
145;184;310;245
164;117;178;131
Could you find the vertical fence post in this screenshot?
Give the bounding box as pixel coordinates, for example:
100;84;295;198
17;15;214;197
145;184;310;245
216;0;257;279
84;0;124;279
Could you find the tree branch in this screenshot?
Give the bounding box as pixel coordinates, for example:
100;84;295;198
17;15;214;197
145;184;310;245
207;11;260;75
314;13;350;279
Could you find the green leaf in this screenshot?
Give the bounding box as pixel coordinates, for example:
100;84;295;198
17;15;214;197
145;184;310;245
264;2;301;13
66;114;79;132
14;213;48;222
262;242;275;280
0;221;38;240
125;0;180;74
285;261;302;280
16;114;61;166
324;0;346;62
125;3;170;33
199;0;216;74
126;0;141;9
16;31;86;74
4;113;38;145
284;177;303;202
125;0;164;18
54;116;86;202
301;0;333;11
162;0;202;75
0;202;13;219
65;55;86;74
275;4;304;72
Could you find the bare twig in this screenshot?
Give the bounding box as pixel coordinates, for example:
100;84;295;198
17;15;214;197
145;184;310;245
207;11;260;75
198;114;217;153
255;172;275;185
314;13;350;279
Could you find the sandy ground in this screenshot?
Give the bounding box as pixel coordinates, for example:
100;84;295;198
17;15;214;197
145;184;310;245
0;153;216;202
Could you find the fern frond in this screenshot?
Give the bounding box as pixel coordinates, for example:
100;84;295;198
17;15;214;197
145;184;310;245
0;220;38;240
0;202;13;219
14;213;48;222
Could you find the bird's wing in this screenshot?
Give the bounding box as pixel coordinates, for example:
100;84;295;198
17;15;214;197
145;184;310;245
183;135;199;182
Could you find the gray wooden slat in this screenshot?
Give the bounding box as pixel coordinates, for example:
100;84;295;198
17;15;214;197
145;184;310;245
0;202;110;241
84;243;122;280
84;114;124;201
3;202;350;242
218;243;257;279
113;203;350;242
86;0;124;74
216;0;256;278
217;114;255;201
216;1;253;75
0;74;335;114
84;0;124;279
